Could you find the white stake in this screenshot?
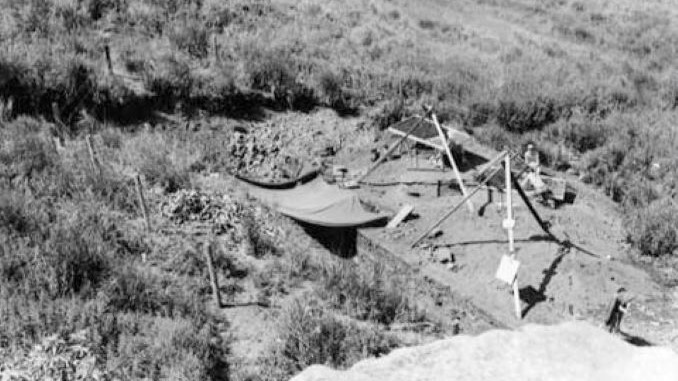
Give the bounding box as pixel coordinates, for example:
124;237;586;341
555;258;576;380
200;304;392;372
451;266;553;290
505;155;514;252
505;155;521;319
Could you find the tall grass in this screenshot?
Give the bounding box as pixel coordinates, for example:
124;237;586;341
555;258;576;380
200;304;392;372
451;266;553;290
0;117;230;378
320;262;426;325
261;296;400;377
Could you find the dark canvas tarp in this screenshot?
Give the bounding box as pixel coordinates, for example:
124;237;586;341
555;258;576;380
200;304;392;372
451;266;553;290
389;116;498;162
234;164;320;189
244;178;388;227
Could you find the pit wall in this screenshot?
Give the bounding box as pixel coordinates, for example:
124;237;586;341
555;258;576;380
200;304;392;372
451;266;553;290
355;229;509;332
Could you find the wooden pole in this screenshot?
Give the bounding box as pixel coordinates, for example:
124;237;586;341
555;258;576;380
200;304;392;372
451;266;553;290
505;155;521;319
431;113;473;213
135;174;152;233
85;134;101;176
204;241;222;308
411;152;508;248
476;150;510;179
357;116;426;183
509;172;555;240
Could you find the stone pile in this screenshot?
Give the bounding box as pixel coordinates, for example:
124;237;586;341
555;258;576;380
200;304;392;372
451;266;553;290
226;129;303;181
225;127;337;181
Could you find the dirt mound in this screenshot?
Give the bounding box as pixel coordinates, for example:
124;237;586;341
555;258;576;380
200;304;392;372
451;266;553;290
160;189;283;242
291;322;678;381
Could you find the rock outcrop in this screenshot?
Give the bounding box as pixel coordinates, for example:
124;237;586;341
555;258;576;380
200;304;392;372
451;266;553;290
291;322;678;381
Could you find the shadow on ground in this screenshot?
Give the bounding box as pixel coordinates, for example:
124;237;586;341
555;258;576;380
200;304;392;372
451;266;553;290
620;331;654;347
520;252;567;318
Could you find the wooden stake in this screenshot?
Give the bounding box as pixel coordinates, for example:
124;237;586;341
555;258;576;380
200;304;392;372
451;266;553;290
85;134;101;176
51;102;60;122
6;96;12;119
104;45;114;75
204;241;222;308
212;34;220;64
505;155;521;319
436;180;442;197
431;113;473;213
53;137;63;152
135;174;151;233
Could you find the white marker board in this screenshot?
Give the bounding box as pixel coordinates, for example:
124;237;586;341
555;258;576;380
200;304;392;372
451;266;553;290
551;178;566;201
496;254;520;285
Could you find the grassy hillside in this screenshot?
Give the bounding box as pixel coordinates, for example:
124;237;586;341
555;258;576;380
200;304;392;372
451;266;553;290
1;0;678;378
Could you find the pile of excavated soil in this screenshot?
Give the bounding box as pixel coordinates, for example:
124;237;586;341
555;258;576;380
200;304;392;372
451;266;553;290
226;109;373;181
291;321;678;381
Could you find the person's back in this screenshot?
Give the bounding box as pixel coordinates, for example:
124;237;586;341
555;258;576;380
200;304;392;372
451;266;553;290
524;144;540;172
520;144;543;191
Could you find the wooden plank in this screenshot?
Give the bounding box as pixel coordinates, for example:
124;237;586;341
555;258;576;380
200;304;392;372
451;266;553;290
387;204;414;229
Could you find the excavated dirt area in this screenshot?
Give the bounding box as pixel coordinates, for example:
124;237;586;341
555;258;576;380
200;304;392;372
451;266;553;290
338;148;678;351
